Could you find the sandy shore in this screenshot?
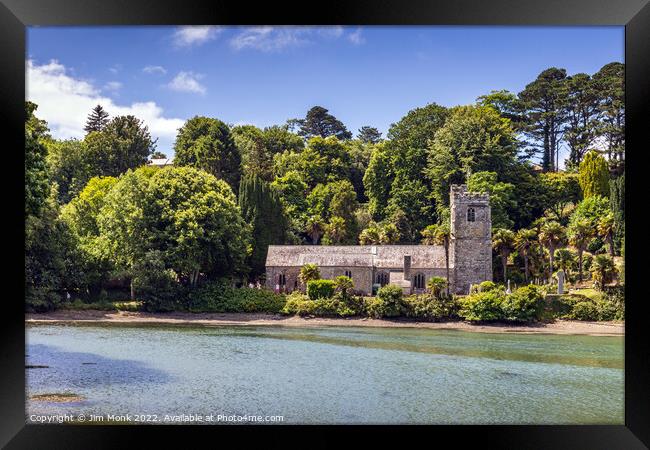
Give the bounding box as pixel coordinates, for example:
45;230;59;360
25;310;624;336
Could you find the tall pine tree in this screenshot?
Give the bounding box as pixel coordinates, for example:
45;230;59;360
84;105;110;133
518;68;568;172
238;175;288;280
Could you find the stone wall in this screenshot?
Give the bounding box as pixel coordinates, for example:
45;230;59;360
265;266;375;295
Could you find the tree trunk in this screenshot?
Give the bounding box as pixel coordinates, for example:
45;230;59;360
549;244;555;278
130;280;135;301
501;254;507;283
578;249;583;282
523;254;529;283
607;236;615;257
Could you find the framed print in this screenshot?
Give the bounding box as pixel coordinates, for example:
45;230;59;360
2;0;649;448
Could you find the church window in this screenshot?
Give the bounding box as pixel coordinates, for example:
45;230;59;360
414;273;426;290
467;207;476;222
277;273;286;287
376;272;389;286
345;270;353;279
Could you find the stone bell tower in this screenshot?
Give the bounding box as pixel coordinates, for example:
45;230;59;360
449;185;492;294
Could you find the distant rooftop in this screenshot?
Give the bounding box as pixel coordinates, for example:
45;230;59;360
266;245;449;269
148;158;173;167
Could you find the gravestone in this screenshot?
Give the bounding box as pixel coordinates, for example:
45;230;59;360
557;270;565;295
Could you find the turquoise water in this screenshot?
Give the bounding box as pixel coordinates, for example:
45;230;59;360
26;324;624;424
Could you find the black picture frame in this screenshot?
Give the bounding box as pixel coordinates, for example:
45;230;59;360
2;0;649;448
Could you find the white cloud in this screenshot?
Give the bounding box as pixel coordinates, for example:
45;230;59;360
230;26;311;52
143;65;167;75
108;64;122;74
173;26;222;47
318;26;344;39
230;26;365;52
166;71;206;95
26;59;185;141
348;28;365;45
103;81;122;92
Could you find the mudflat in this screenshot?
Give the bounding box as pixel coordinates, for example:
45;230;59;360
26;310;624;336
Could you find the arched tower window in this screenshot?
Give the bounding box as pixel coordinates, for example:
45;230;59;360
413;273;425;290
376;272;389;286
467;207;476;222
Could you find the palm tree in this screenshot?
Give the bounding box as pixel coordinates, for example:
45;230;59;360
539;220;566;279
305;215;325;245
299;263;321;287
515;228;537;283
325;216;346;244
590;254;617;290
359;224;381;245
421;223;452;296
567;218;594;281
379;223;400;244
554;248;576;280
492;228;515;283
427;276;447;299
597;212;616;257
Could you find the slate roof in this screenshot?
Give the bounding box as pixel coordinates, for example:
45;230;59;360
266;245;450;269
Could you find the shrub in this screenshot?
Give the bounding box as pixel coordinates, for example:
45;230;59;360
567;301;600;321
333;276;354;296
281;292;361;317
402;294;460;321
546;293;585;318
188;280;286;313
459;290;505;322
376;285;403;317
501;285;545;322
470;281;502;294
307;279;336;300
281;293;317;316
363;297;384;319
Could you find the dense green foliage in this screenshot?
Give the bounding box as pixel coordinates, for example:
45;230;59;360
578;151;610;198
239;175;287;278
306;279;336;300
375;285;403;317
25;60;625;313
25;102;50;217
459;285;546;322
173;116;242;192
187;280;285;313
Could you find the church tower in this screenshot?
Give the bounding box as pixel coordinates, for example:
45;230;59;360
449;185;492;294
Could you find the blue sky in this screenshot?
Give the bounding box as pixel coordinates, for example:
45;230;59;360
27;26;624;158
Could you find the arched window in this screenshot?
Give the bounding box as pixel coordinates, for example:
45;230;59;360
277;273;286;287
345;270;353;279
376;272;389;286
467;207;476;222
413;273;426;290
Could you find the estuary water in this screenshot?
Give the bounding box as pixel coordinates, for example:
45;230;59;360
26;324;623;424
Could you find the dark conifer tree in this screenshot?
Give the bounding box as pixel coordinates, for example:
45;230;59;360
84;104;110;133
293;106;352;140
238;175;288;279
357;126;382;144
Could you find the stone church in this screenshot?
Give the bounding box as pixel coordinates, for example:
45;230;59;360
265;185;492;295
